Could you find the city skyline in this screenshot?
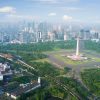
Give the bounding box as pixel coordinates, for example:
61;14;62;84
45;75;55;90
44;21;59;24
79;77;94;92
0;0;100;24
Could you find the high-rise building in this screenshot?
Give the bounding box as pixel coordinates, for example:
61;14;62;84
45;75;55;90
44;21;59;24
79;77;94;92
18;32;23;43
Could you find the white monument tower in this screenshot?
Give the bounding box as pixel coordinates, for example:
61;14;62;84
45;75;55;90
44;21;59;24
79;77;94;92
76;37;79;56
67;36;87;60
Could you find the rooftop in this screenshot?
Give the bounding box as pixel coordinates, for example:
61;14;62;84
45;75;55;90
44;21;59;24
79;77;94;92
6;81;40;97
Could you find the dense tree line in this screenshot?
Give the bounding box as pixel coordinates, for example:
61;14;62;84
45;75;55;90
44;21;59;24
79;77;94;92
18;52;47;62
81;69;100;97
0;40;76;52
85;40;100;52
57;77;91;100
29;62;60;77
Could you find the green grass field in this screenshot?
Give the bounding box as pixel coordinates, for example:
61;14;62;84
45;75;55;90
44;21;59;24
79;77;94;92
48;50;100;66
54;54;93;66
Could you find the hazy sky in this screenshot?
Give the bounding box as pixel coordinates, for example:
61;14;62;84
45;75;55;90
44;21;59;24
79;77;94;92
0;0;100;23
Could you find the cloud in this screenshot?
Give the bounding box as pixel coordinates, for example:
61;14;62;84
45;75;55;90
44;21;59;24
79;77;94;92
29;0;79;4
39;0;56;3
62;7;80;12
48;13;56;16
0;6;16;13
6;14;39;21
63;15;73;21
38;0;79;2
28;0;57;4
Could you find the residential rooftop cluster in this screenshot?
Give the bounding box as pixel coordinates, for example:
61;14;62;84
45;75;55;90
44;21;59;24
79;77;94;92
6;77;41;100
0;62;12;81
0;57;41;100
